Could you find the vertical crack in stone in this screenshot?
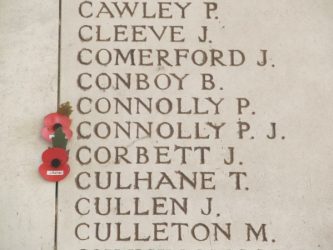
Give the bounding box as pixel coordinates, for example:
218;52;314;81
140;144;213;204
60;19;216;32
54;0;63;249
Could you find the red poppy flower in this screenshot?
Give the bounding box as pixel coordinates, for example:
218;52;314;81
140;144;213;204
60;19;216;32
42;113;73;141
39;148;70;182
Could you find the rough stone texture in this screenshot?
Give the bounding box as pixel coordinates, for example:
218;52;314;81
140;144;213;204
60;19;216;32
0;1;58;249
1;1;333;250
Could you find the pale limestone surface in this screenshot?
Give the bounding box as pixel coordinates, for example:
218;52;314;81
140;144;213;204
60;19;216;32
1;1;333;250
58;1;333;249
0;0;58;249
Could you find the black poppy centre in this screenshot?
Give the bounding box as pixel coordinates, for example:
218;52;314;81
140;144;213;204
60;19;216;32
53;123;62;130
51;159;61;168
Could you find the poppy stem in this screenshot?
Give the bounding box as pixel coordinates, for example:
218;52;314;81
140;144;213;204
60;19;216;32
54;182;59;250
